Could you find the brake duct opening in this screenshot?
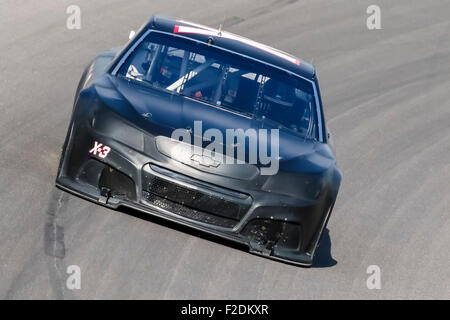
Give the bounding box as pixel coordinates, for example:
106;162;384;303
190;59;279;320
98;165;137;203
241;219;302;256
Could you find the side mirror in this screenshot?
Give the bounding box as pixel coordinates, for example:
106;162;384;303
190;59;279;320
129;30;136;40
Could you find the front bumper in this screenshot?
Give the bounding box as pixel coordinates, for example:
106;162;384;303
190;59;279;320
56;118;332;267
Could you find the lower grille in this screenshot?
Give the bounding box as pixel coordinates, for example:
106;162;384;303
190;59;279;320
142;191;238;228
142;165;252;228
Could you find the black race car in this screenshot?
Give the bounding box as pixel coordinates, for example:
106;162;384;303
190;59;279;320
56;15;342;266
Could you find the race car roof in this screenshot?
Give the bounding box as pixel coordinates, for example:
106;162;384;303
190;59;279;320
145;15;316;80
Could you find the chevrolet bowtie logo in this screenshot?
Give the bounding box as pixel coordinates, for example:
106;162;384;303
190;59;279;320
190;154;221;168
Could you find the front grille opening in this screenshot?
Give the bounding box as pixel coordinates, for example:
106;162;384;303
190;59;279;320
146;176;248;220
141;168;252;228
99;166;136;201
142;191;238;228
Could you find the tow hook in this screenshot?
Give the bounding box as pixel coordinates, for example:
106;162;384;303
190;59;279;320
249;238;276;256
99;187;111;204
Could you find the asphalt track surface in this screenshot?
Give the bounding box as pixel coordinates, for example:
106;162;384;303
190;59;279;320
1;0;449;299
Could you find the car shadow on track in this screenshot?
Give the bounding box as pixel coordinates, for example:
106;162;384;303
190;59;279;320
312;228;337;268
118;206;337;268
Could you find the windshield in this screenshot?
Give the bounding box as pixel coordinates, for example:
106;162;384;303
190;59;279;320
117;32;318;139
